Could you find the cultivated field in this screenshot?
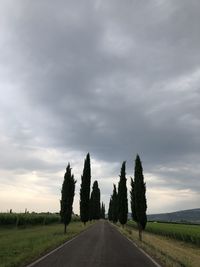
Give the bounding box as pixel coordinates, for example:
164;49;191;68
0;213;60;227
115;220;200;267
0;213;91;267
128;220;200;246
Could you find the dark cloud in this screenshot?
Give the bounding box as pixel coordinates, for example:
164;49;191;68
1;0;200;212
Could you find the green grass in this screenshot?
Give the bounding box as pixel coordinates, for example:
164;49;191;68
0;221;93;267
127;220;200;246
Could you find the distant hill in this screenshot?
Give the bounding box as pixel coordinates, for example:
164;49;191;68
147;208;200;224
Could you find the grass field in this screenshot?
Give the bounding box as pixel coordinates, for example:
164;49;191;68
116;224;200;267
0;221;92;267
128;220;200;246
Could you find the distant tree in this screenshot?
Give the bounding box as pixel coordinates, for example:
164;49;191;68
103;203;106;219
90;181;101;220
118;161;128;226
100;202;105;219
60;164;76;233
108;197;113;221
132;154;147;241
80;153;91;225
111;184;118;223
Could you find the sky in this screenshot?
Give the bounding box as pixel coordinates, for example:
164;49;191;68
0;0;200;215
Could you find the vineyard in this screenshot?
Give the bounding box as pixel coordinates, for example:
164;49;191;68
0;213;61;226
127;220;200;246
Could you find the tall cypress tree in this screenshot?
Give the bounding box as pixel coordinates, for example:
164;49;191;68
100;202;105;219
100;202;103;218
80;153;91;225
90;181;101;220
89;197;93;221
108;197;113;221
112;184;118;223
118;161;128;226
60;164;76;234
130;177;137;221
133;154;147;241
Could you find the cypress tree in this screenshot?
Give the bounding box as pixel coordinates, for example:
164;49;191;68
130;177;137;221
60;164;76;234
118;161;128;226
80;153;91;225
112;184;118;223
100;202;105;219
90;181;101;220
89;197;93;221
133;154;147;241
108;197;113;221
100;202;103;218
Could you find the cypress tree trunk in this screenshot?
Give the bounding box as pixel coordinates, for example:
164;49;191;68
64;223;67;234
138;223;142;241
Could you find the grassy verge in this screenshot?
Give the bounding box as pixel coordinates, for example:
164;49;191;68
128;220;200;246
114;224;200;267
0;221;94;267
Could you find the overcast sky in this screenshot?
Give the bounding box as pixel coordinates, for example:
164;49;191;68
0;0;200;214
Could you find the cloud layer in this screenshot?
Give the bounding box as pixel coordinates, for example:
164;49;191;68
0;0;200;213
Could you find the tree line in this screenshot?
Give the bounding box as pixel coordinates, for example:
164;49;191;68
60;153;147;240
108;155;147;240
60;153;105;233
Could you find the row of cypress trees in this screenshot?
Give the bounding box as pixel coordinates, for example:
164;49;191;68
79;153;104;224
60;153;146;240
61;153;104;233
80;153;91;224
108;162;128;226
108;155;147;240
60;153;103;233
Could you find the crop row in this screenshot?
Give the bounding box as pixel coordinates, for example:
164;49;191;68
0;213;61;226
127;220;200;246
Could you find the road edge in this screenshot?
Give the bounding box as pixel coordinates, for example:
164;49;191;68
110;222;162;267
26;222;96;267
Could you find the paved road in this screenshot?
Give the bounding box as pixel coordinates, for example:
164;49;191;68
29;220;158;267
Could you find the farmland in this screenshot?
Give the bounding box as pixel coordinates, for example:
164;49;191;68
127;220;200;246
0;220;92;267
0;213;61;227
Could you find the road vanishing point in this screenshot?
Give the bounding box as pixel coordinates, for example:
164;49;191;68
27;220;159;267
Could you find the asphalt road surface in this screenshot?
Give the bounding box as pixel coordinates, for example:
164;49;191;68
28;220;158;267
